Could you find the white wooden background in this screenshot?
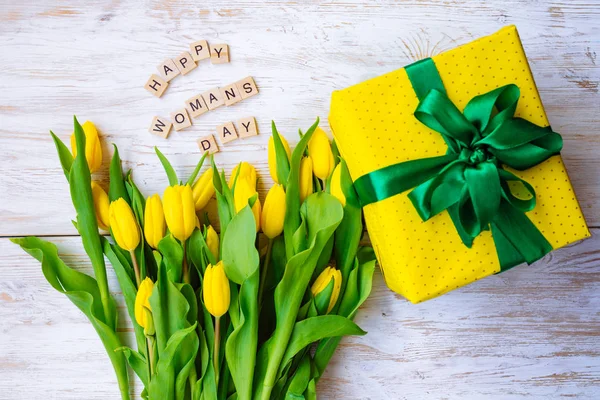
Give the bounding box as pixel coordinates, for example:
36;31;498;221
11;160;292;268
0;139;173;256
0;1;599;399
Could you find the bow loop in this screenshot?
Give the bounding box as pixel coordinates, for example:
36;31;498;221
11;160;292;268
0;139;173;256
352;57;562;269
414;89;477;152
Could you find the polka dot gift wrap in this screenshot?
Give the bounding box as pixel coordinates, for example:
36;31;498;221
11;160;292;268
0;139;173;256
329;25;590;303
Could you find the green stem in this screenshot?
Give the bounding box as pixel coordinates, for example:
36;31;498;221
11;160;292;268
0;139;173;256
182;240;190;284
147;336;155;377
129;250;141;287
214;316;221;387
258;239;274;308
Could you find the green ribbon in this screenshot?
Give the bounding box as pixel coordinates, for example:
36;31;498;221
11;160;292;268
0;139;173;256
354;58;563;270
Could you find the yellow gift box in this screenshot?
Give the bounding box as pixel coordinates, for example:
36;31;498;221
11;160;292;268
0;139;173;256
329;25;590;303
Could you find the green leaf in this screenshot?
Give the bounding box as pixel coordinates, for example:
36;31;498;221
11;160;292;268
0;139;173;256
211;159;234;243
126;175;148;279
188;229;212;276
340;247;376;319
222;206;260;400
155;146;179;186
283;118;320;260
284;355;311;400
109;144;131;203
148;323;199;400
314;235;334;280
119;347;149;387
279;315;365;377
148;259;199;400
226;270;259;400
69;116;115;328
149;259;193;357
304;378;317;400
158;235;184;283
12;237;131;399
102;238;146;358
271;121;291;188
332;159;363;313
313;249;376;381
292;214;308;254
186;152;208;186
222;206;260;285
254;192;343;400
50;131;73;181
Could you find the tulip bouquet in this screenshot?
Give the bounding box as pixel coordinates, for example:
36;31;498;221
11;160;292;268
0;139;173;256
13;116;375;400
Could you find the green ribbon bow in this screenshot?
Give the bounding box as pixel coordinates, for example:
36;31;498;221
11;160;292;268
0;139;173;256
354;58;563;270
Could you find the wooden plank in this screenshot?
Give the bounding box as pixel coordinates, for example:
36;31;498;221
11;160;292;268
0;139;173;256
0;231;599;399
0;1;597;236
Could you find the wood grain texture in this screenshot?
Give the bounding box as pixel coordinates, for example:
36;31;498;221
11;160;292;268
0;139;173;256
1;232;599;399
0;0;599;399
0;0;598;236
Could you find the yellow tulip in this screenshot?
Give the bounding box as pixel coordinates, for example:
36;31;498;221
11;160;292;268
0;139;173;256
308;127;335;180
144;194;166;249
330;163;346;207
135;277;154;328
91;181;110;231
203;261;230;318
206;225;219;260
299;156;314;203
71;120;102;173
109;198;140;251
229;162;257;188
192;168;215;211
261;184;286;239
234;178;262;232
311;266;342;314
268;135;291;184
163;184;196;242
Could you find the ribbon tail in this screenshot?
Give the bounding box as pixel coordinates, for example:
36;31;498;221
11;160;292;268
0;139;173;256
491;200;553;269
354;153;458;207
447;203;474;248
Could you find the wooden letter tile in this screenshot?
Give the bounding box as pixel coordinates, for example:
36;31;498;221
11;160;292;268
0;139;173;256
220;83;243;106
201;88;225;110
235;76;259;100
210;44;229;64
144;74;168;97
237;117;258;138
157;59;180;82
197;135;219;154
185;94;209;118
217;121;238;144
170;108;192;131
190;40;210;61
174;52;197;75
149;116;173;139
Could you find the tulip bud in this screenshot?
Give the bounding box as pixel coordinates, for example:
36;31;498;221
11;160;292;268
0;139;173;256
144;194;166;249
268;135;291;184
91;181;110;231
299;156;314;203
135;277;154;329
261;184;286;239
311;266;342;314
308;127;335;180
206;225;219;260
163;184;196;242
192;168;215;211
234;178;262;232
330;163;346;207
109;198;140;251
229;162;257;189
71;121;102;173
203;261;230;318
